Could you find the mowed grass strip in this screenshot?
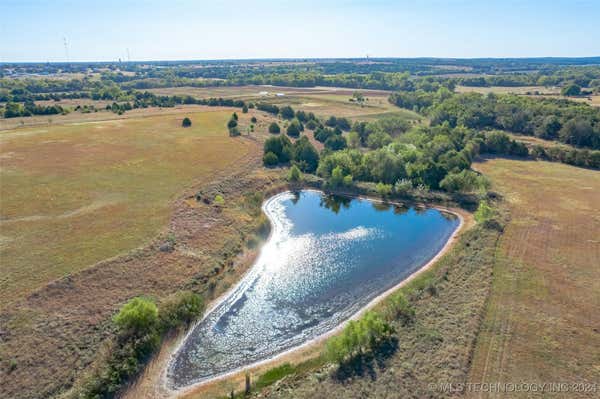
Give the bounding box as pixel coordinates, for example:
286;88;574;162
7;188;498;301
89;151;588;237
0;110;254;306
470;158;600;396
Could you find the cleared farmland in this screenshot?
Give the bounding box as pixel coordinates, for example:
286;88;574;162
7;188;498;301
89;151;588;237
470;158;600;397
0;109;257;307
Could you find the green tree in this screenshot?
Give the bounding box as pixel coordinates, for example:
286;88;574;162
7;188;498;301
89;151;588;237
268;122;281;134
292;136;319;172
324;134;347;151
329;166;345;187
347;131;361;148
242;105;248;113
280;105;295;120
286;120;301;137
181;117;192;127
113;297;158;336
263;151;279;166
227;118;238;129
287;165;302;181
561;83;581;96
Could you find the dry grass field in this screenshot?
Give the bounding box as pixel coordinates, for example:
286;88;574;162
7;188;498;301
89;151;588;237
147;85;423;122
0;108;259;307
0;105;283;398
470;158;600;397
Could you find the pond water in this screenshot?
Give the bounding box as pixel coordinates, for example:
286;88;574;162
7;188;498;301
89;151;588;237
168;190;459;388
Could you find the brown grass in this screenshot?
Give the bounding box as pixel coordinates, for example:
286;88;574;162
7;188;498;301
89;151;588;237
0;162;292;398
469;158;600;398
0;108;263;307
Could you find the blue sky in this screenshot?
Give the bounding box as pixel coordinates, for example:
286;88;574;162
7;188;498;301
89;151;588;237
1;0;598;62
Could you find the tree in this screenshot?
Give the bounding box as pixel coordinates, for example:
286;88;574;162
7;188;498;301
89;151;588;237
305;119;318;130
559;118;594;147
347;131;361;148
352;91;365;104
268;122;280;134
181;117;192;127
329;166;345;187
286;120;301;137
264;135;292;163
251;116;257;123
113;297;158;337
287;165;301;181
227;118;238;129
263;152;279;166
440;170;489;193
242;105;248;113
232;112;239;121
292;136;319;172
561;83;581;96
280;105;295;120
324;134;347;151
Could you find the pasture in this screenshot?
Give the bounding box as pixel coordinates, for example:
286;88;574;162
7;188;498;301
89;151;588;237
0;108;258;307
147;85;423;122
470;158;600;396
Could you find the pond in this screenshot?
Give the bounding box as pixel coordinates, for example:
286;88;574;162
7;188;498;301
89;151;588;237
168;190;460;388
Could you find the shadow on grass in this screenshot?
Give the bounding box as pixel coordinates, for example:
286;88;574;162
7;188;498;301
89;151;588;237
332;336;399;383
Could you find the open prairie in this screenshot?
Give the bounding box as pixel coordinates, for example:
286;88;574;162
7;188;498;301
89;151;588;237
147;85;423;122
470;158;600;396
0;108;259;306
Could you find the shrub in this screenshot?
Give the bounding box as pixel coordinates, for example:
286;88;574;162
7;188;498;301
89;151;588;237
474;200;494;223
263;151;279;166
158;291;204;331
242;105;248;113
287;165;302;182
229;127;241;136
251;116;257;123
181;117;192;127
376;182;393;197
214;194;225;205
326;311;394;365
227;118;238;129
394;178;412;195
385;292;415;325
440;170;490;193
113;297;158;337
268;122;281;134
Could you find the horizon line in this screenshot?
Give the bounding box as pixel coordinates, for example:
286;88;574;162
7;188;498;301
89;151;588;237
3;56;600;65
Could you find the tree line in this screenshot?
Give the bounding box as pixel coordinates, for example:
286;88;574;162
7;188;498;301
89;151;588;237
390;90;600;150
